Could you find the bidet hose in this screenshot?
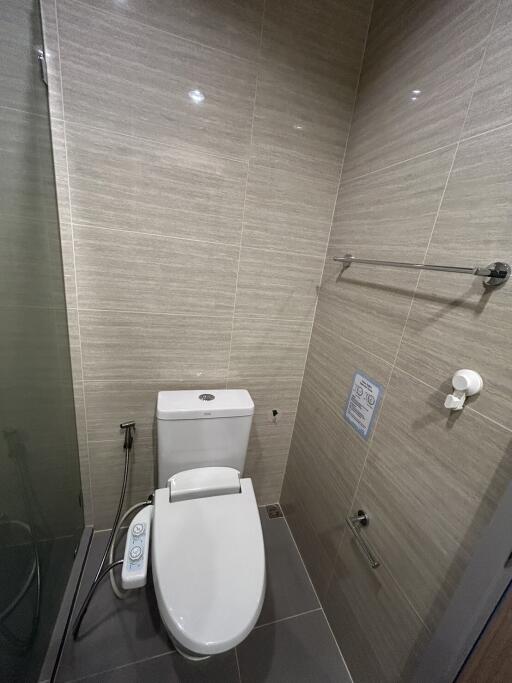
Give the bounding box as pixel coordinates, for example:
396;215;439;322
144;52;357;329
108;501;152;599
71;560;123;638
72;421;135;639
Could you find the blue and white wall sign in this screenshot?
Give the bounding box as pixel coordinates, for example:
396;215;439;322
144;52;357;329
344;371;383;440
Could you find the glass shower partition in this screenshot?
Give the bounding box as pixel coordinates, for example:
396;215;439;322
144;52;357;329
0;1;84;681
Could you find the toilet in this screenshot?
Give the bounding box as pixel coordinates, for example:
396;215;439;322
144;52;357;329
125;389;266;659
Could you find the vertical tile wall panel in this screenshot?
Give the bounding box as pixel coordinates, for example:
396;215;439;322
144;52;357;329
282;0;512;680
43;0;370;524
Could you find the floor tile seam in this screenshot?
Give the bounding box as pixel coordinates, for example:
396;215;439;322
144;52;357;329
253;607;323;630
61;649;175;683
280;513;351;673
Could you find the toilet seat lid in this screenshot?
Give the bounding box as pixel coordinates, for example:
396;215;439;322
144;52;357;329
151;476;265;655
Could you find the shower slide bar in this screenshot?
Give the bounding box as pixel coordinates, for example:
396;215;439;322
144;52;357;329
333;254;510;287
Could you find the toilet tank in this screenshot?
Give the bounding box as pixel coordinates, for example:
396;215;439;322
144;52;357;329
156;390;254;488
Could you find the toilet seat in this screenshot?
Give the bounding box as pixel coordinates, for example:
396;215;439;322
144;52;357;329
151;473;266;656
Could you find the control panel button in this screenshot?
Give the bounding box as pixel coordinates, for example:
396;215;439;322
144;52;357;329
132;523;145;537
129;546;143;561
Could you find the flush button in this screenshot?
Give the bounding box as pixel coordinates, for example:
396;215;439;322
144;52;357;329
132;523;145;537
199;393;215;401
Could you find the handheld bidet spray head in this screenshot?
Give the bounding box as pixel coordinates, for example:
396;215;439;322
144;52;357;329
120;420;136;450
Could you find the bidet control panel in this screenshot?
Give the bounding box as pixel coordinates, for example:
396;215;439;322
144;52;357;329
121;505;153;590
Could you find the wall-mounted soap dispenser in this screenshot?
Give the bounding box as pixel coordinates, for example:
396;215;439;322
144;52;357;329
444;369;483;411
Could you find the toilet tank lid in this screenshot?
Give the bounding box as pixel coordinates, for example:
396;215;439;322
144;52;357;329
157;389;254;420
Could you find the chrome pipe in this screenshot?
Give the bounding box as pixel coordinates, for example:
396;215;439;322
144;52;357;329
346;510;380;569
333;255;510;287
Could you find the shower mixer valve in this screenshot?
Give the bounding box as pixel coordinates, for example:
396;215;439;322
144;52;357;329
444;369;483;411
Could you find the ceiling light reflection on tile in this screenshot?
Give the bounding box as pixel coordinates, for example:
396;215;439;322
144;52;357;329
188;89;205;104
293;123;304;130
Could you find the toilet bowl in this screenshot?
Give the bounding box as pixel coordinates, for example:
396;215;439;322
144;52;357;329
151;469;265;656
123;389;266;658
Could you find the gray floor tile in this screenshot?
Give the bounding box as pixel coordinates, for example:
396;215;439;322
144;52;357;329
56;532;173;682
237;610;350;683
76;650;239;683
57;513;341;683
258;508;319;626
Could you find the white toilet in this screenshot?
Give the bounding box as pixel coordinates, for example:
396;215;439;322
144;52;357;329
125;389;266;659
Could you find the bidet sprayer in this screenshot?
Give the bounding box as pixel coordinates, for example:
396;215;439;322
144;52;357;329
120;420;136;449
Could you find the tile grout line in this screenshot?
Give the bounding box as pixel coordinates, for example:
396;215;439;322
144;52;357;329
338;117;512;188
334;355;430;633
253;607;322;631
53;0;355;179
0;302;76;313
281;514;354;682
300;0;378;606
52;0;95;525
0;102;48;120
73;308;232;320
59;116;250;166
73;223;243;250
341;140;458;184
53;2;512;188
80;374;304;386
72;222;327;261
73;306;314;325
276;0;376;509
48;97;512;186
225;0;266;391
65;649;175;683
352;0;503;496
274;314;315;500
384;0;504;410
314;320;394;369
391;365;512;435
337;96;512;188
48;114;342;173
328;161;466;637
68;0;260;67
325;347;395;591
459;115;512;145
328;0;505;630
234;647;242;683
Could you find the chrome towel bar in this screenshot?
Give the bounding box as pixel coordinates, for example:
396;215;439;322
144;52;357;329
334;254;510;287
346;510;380;569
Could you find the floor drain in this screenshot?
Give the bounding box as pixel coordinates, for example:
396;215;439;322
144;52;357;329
266;504;283;519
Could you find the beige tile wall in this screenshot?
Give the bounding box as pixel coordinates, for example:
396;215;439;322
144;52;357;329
40;0;372;528
282;0;512;680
